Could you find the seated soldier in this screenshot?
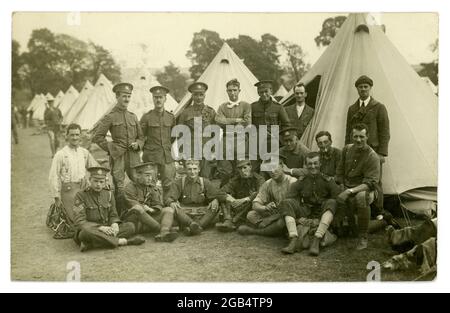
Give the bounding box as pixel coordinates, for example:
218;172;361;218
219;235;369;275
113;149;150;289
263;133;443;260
238;155;297;237
278;152;341;256
279;127;311;179
315;131;342;180
73;166;145;252
164;160;227;235
336;123;381;250
122;162;178;242
216;160;266;232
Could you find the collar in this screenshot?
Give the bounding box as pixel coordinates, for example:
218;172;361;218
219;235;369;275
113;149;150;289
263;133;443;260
227;101;240;109
113;104;127;112
186;176;201;184
296;102;306;108
192;103;205;110
359;96;371;107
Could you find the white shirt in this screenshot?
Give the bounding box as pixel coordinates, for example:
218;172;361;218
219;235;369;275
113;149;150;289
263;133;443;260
296;103;306;118
48;145;98;198
359;96;371;107
226;100;240;109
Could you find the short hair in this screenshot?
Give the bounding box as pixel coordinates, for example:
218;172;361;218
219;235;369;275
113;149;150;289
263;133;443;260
66;123;81;135
184;159;201;168
352;123;369;135
305;151;321;162
293;83;306;92
315;131;332;142
226;79;240;89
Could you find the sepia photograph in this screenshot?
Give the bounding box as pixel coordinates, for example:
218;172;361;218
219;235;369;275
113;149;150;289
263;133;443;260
10;11;438;283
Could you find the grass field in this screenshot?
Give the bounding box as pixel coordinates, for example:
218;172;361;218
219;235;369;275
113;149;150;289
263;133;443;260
11;127;423;282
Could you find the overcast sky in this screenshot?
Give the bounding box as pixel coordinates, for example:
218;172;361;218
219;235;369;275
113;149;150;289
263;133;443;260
12;12;438;70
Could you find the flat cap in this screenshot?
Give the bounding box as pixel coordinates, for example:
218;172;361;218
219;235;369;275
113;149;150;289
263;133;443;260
113;82;133;94
280;127;299;139
88;166;110;179
188;82;208;93
354;75;373;87
46;93;55;101
254;80;274;89
150;85;170;96
133;162;157;173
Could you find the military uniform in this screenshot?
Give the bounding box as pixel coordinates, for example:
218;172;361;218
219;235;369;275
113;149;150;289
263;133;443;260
92;83;144;192
140;108;176;192
218;160;266;230
164;175;227;230
44;96;63;156
279;127;311;178
177;82;217;179
319;147;342;179
251;81;291;172
73;186;136;250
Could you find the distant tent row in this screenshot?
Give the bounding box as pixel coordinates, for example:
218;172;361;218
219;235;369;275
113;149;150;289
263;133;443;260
280;13;437;212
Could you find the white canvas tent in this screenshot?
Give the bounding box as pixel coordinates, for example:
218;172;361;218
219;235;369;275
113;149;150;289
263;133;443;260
274;85;288;99
72;74;116;130
128;68;179;119
54;90;65;108
63;81;94;125
421;76;438;95
58;85;80;119
280;13;437;206
33;93;49;120
174;43;259;116
27;94;42;112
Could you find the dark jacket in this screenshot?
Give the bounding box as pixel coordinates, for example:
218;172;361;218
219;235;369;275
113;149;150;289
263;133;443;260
285;104;314;139
251;98;291;136
345;97;390;156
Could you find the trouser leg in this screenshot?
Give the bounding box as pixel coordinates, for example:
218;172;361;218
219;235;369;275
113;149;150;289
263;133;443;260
77;225;121;249
160;207;175;233
159;162;176;195
111;154;126;192
199;207;220;229
352;191;374;238
174;207;195;227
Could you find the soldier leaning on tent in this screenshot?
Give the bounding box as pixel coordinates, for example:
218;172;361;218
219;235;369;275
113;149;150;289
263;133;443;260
238;155;297;237
215;78;252;184
140;86;177;195
278;152;341;256
73;166;145;252
164;160;227;235
177;82;217;179
216;160;266;232
345;75;390;218
284;83;314;139
121;162;179;242
279;127;311;179
48;123;99;226
44;94;63;158
250;80;291;176
336;123;381;251
92;83;144;195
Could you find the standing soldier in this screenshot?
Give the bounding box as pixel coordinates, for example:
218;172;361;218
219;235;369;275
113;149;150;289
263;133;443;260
345;75;390;217
251;80;290;173
279;127;311;178
44;94;63;157
177;82;216;179
11;105;20;144
164;160;227;235
73;166;145;252
285;83;314;139
215;79;252;183
92;83;144;195
49;123;99;225
217;160;266;232
122;162;179;242
140;86;176;194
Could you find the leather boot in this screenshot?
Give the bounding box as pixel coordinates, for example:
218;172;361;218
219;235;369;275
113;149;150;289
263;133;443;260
281;237;298;254
237;220;284;237
309;236;321;256
199;210;219;229
216;219;235;232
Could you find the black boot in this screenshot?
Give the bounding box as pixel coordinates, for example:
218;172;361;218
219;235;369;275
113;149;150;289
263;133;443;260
309;236;321;256
281;237;298;254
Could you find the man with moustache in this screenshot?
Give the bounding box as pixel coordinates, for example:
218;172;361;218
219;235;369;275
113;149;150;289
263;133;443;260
140;86;176;194
93;83;144;195
215;79;252;184
177;82;216;179
285;83;314;139
49;123;99;225
315;131;341;180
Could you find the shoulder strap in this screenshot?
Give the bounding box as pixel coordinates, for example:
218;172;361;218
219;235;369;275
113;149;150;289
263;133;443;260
199;177;205;193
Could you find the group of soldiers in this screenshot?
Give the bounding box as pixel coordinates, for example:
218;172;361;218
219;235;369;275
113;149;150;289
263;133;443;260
49;74;394;256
